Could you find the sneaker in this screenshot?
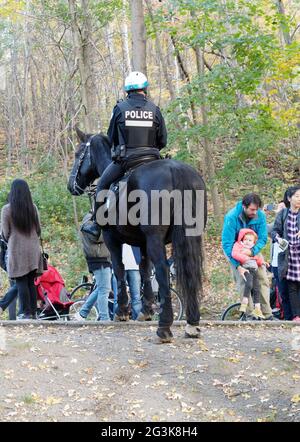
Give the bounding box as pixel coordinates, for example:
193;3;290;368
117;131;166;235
73;312;86;321
239;303;247;313
292;316;300;322
253;307;265;320
16;314;31;321
264;314;279;321
246;314;261;321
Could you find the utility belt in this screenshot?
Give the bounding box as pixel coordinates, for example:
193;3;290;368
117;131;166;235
111;145;159;162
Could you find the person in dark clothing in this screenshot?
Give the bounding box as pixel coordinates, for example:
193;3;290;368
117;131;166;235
271;186;300;321
0;229;18;319
267;197;292;320
0;281;18;320
83;71;167;237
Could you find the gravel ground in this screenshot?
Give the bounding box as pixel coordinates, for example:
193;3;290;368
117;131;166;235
0;322;300;422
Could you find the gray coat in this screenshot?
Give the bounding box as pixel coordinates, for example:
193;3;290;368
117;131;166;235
271;208;300;280
79;213;111;273
1;204;42;279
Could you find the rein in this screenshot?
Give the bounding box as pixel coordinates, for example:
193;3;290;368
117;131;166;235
70;135;95;195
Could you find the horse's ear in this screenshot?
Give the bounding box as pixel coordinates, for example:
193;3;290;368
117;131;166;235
75;125;86;142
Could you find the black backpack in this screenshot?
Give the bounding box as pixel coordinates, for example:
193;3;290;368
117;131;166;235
0;234;7;271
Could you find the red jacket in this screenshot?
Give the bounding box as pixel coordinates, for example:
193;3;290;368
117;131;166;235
231;228;264;266
35;265;72;306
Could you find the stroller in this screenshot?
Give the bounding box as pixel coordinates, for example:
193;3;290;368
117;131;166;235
35;265;74;320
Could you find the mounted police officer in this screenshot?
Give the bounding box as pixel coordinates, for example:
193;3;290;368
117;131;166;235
83;71;167;237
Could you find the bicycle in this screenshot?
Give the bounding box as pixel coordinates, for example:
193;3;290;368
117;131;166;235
69;269;184;321
221;302;282;321
221;302;246;321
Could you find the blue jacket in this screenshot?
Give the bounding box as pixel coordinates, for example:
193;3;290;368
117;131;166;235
221;201;268;267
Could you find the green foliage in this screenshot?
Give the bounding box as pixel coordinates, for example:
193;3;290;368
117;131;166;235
206;217;223;238
210;267;232;293
91;0;123;27
160;0;300;196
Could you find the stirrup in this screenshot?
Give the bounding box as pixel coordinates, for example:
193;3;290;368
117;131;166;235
81;222;101;238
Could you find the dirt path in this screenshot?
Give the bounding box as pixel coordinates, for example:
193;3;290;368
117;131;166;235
0;322;300;422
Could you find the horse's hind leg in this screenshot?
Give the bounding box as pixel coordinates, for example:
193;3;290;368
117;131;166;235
185;300;201;338
137;250;155;321
146;235;173;343
104;234;129;321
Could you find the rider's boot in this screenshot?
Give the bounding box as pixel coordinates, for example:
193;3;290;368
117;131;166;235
81;221;101;238
81;202;102;238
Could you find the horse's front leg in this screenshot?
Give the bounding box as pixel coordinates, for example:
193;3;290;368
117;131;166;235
137;250;155;321
104;234;129;321
146;235;173;343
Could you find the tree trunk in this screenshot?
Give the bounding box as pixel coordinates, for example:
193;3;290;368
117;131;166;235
120;0;131;78
276;0;292;46
105;24;120;101
130;0;147;74
68;0;97;132
145;0;175;100
81;0;99;131
5;69;15;175
194;45;222;222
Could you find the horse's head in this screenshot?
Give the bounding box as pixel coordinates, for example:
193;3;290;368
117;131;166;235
68;127;101;195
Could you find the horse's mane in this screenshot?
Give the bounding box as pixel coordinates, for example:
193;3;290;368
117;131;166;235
89;133;112;173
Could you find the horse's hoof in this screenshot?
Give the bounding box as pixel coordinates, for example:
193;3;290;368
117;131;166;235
114;314;129;322
137;312;153;321
153;336;173;344
156;327;173;344
185;324;201;339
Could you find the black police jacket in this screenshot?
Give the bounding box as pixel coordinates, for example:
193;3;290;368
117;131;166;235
107;92;167;151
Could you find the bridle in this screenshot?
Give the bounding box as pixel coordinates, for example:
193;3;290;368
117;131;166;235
70;135;95;195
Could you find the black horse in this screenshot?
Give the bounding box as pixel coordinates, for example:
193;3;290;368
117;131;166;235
68;127;207;342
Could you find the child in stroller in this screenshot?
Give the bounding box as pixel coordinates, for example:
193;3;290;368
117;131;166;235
35;265;73;320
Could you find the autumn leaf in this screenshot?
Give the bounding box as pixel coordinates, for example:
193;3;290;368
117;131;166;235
291;394;300;404
45;397;63;406
228;357;240;364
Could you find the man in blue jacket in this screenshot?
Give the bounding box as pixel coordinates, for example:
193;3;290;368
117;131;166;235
222;193;273;319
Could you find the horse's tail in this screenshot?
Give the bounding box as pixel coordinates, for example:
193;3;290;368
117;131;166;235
170;164;206;324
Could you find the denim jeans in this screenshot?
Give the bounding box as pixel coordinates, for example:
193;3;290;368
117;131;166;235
112;273;118;317
113;270;142;320
125;270;142;320
0;281;18;314
80;267;111;321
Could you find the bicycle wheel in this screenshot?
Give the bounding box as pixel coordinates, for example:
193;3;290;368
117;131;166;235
221;302;245;321
68;299;98;321
152;288;184;321
170;288;184;320
69;283;94;301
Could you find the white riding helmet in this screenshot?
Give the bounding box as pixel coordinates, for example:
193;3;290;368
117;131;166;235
124;71;149;92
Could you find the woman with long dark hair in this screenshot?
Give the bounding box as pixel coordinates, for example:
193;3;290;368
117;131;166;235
272;185;300;321
1;179;42;319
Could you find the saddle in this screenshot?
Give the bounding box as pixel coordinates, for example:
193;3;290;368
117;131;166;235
106;154;160;209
